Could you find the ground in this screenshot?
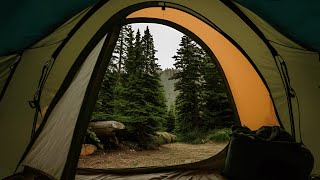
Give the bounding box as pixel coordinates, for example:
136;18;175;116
78;141;228;169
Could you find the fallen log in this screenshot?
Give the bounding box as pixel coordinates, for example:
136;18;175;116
89;121;125;136
88;121;125;146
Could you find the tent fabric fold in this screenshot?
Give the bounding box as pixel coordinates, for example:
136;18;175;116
22;35;107;179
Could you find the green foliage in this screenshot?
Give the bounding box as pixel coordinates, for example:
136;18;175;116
172;35;234;142
153;132;177;145
172;36;203;137
116;73;167;148
176;129;207;144
206;128;231;142
176;128;231;144
200;55;233;129
85;127;104;149
164;105;176;132
91;111;107;120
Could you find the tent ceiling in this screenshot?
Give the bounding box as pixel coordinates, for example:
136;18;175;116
0;0;98;55
0;0;319;56
236;0;320;52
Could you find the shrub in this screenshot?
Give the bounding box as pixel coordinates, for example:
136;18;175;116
206;128;231;142
176;130;207;144
154;132;177;144
176;128;231;144
85;127;104;149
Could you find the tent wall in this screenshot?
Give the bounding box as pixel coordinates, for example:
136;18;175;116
22;36;107;179
34;7;92;127
0;8;90;179
0;1;97;55
0;55;20;101
0;44;61;178
283;50;320;174
235;0;320;52
236;3;320;174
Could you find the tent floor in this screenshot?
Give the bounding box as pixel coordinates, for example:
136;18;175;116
75;170;226;180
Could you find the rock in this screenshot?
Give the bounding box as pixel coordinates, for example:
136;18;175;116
81;144;97;156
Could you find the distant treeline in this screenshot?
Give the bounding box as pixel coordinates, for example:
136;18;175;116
160;68;179;109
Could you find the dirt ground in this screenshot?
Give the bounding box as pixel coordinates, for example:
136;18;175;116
77;141;228;169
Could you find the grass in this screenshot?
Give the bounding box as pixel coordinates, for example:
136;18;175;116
176;128;231;144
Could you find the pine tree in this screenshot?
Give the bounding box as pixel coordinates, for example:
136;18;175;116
112;25;135;121
115;27;167;148
91;25;135;121
172;35;203;137
141;26;167;132
201;54;233;129
91;71;117;120
113;26;137;122
141;26;160;74
165;105;176;133
172;35;233;142
113;25;133;76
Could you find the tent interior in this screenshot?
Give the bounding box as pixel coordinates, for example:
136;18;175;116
0;0;319;179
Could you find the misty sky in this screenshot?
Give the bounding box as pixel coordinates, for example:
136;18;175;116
131;23;183;69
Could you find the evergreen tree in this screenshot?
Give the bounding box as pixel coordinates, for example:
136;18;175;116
113;27;137;122
141;26;160;74
172;35;203;137
113;25;133;76
116;27;167;148
91;71;117;120
165;105;176;133
172;35;233;142
200;54;233;129
91;25;134;121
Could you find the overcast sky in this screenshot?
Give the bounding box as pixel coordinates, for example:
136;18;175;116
131;23;183;69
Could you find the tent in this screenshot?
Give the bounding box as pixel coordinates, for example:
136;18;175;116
0;0;319;179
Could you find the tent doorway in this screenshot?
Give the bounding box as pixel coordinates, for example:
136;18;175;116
77;23;232;169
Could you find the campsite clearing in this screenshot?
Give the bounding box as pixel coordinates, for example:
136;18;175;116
78;142;228;169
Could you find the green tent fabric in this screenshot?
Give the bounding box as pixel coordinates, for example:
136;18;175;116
0;0;319;179
0;0;98;55
1;0;320;55
236;0;320;51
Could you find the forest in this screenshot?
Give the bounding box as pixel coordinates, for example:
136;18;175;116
84;24;234;152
